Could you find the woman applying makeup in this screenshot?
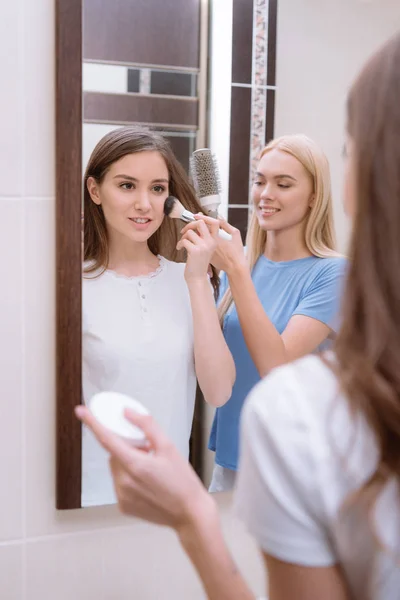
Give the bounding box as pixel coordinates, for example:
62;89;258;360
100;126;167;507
81;127;235;507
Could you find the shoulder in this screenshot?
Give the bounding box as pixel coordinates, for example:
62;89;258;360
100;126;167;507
311;256;347;279
242;354;340;440
160;257;186;275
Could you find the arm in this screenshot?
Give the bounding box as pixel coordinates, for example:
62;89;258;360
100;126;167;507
179;505;255;600
189;216;336;378
227;262;331;377
75;406;256;600
178;219;235;407
187;276;235;407
263;555;350;600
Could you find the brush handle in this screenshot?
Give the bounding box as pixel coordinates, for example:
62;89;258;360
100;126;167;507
180;210;232;240
218;229;232;241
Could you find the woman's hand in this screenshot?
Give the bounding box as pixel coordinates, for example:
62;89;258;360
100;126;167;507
192;215;247;276
177;217;219;282
75;406;215;532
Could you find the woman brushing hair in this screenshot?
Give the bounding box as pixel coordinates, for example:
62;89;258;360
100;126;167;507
181;133;346;492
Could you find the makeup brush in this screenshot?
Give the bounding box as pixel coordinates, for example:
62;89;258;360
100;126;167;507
164;196;232;241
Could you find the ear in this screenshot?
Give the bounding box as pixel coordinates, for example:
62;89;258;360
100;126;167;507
309;194;316;208
87;177;102;206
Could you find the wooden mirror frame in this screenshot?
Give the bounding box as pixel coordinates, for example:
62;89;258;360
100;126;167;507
55;0;82;509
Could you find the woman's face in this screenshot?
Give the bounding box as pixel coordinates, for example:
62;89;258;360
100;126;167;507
252;148;315;233
87;151;170;244
343;137;356;219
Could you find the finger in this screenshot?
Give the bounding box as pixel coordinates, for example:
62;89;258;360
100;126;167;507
193;214;220;238
194;218;213;239
216;219;238;235
180;221;202;236
124;409;172;453
185;228;203;244
177;238;196;253
75;405;143;467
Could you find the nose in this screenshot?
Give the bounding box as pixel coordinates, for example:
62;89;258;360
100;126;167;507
134;191;151;212
260;182;274;201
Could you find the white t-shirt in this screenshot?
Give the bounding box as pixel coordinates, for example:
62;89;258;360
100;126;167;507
81;256;196;507
235;354;400;600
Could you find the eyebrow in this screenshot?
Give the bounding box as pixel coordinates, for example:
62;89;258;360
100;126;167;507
255;171;297;182
113;174;169;183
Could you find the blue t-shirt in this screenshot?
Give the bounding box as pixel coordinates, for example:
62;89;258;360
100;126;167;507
208;254;347;471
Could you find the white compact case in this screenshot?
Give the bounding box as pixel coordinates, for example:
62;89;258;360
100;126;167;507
89;391;149;444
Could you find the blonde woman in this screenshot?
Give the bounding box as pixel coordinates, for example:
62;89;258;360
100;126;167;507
181;134;347;492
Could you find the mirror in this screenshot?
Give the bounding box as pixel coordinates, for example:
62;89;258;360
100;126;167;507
56;0;278;509
57;0;397;510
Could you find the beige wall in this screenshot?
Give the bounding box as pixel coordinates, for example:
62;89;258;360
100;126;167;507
0;0;264;598
274;0;400;251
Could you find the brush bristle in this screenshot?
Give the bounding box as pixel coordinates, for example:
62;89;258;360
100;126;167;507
164;196;184;219
190;149;221;198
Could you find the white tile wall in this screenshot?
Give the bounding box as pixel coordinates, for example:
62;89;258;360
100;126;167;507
0;1;264;598
274;0;400;253
0;200;23;542
0;545;24;600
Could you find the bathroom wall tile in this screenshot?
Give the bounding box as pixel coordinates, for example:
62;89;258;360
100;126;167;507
26;533;104;600
22;0;55;197
23;198;133;535
0;0;23;196
0;199;24;541
0;545;24;600
101;523;206;600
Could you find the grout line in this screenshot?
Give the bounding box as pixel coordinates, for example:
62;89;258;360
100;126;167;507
0;521;149;547
231;82;276;90
0;196;55;201
20;0;27;595
83;58;200;74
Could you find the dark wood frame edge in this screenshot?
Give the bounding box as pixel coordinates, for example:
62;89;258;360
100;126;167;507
55;0;83;509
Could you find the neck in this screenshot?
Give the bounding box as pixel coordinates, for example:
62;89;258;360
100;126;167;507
107;231;159;277
264;221;311;262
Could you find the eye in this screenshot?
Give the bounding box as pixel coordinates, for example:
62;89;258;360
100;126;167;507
278;183;290;189
253;180;263;187
152;185;167;193
120;182;134;190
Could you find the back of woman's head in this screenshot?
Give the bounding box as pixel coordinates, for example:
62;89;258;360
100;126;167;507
83;126;219;295
334;31;400;547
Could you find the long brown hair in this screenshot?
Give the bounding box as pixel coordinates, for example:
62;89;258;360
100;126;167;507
333;33;400;544
83;126;219;297
218;134;339;322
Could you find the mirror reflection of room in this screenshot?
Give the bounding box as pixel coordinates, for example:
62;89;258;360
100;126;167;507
80;0;235;507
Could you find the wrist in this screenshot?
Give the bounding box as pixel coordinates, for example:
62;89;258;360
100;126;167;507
185;274;210;288
226;259;248;279
178;491;219;550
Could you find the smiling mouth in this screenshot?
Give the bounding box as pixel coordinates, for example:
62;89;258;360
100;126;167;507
128;217;152;224
259;208;280;215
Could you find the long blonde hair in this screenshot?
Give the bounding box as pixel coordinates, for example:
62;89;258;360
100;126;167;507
218;134;338;322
